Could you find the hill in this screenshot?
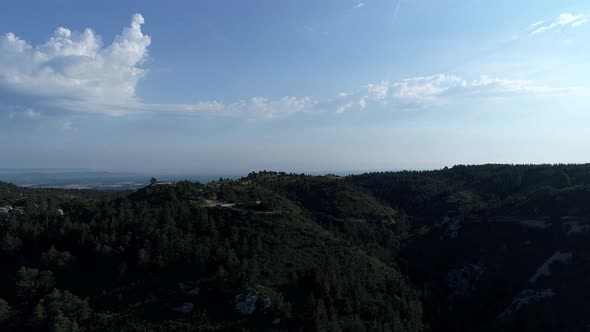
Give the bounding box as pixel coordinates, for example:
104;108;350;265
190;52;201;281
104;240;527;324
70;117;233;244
1;164;590;331
0;178;421;331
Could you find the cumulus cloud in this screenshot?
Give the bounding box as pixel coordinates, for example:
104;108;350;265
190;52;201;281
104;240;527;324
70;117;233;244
0;14;150;116
530;13;588;35
0;15;318;119
0;15;585;120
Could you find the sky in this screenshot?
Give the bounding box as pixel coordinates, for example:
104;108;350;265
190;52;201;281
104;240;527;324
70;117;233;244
0;0;589;174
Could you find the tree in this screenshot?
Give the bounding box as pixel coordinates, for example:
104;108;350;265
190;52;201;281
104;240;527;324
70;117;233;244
150;177;158;185
34;289;91;332
304;293;316;323
314;298;328;331
0;298;10;321
16;267;55;304
0;232;22;255
41;246;74;270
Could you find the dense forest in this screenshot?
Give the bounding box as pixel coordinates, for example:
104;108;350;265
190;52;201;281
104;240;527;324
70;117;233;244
2;164;590;331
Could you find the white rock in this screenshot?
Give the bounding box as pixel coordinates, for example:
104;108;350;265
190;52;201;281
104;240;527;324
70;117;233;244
234;293;258;315
529;251;572;283
500;289;555;318
174;302;193;314
234;291;272;315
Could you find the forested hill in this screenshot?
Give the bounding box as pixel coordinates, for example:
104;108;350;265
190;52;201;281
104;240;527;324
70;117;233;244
2;164;590;331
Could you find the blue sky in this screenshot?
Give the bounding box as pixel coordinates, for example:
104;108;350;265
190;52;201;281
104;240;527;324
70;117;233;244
1;0;589;173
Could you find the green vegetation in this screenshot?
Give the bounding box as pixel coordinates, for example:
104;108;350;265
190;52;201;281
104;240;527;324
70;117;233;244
2;164;590;331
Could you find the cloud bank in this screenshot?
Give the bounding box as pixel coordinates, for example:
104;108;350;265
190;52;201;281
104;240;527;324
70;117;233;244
0;14;584;119
146;74;580;117
324;74;582;113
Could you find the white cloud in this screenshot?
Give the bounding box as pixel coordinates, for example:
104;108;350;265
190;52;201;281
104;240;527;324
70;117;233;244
0;15;584;120
0;14;150;115
353;3;365;9
335;102;354;114
225;97;313;118
144;96;316;119
94;74;585;117
365;81;389;101
4;106;41;119
0;15;318;119
328;74;583;113
530;13;587;35
571;18;588;28
23;108;40;118
61;120;74;131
